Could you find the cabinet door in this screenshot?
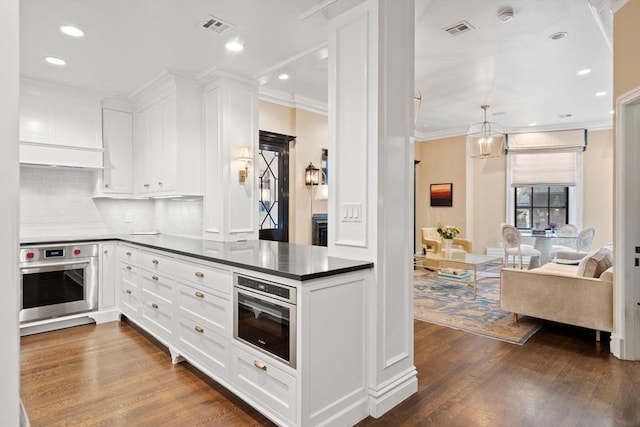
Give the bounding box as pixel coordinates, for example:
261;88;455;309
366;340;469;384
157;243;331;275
159;94;177;192
134;103;162;193
102;109;133;194
20;91;54;144
100;244;116;310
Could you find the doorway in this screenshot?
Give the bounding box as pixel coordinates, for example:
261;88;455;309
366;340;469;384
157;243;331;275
258;131;294;242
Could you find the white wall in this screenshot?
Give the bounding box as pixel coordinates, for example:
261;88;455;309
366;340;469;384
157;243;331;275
0;1;21;424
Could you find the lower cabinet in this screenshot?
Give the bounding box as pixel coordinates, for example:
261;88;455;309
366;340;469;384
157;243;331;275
231;344;297;425
175;313;229;379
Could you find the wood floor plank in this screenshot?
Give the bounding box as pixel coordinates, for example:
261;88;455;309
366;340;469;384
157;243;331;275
21;319;640;426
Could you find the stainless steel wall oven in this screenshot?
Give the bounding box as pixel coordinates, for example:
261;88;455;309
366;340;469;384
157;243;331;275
19;243;98;323
234;274;297;368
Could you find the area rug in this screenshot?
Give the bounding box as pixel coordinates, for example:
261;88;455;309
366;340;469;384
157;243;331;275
414;272;543;345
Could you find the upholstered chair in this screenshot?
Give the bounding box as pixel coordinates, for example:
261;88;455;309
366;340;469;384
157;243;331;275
501;224;541;269
552;226;596;257
421;227;472;255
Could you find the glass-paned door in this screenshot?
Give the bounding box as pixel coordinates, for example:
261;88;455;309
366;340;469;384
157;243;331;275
258;131;292;242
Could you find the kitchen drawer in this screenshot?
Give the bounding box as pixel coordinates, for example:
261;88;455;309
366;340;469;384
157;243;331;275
173;259;231;295
140;296;174;340
120;280;140;319
138;251;176;274
231;344;296;424
120;262;139;286
176;313;229;379
118;246;139;264
177;283;230;338
141;270;174;304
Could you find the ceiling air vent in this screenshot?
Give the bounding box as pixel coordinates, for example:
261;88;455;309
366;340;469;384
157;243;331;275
443;20;474;36
201;15;234;34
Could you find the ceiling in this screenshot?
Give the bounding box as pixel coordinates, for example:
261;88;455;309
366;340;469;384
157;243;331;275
20;0;615;141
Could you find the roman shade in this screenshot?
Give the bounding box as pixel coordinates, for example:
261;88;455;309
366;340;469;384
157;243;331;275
507;129;587;187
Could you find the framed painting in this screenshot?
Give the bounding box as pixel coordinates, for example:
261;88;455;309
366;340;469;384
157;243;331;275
430;183;453;207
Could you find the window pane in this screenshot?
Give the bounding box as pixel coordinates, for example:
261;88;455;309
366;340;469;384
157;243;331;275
516;187;531;207
532;208;549;229
532;188;548;206
549;186;566;207
549;208;566;226
516;209;531;228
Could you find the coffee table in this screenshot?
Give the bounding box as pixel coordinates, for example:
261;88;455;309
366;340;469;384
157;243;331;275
417;252;503;299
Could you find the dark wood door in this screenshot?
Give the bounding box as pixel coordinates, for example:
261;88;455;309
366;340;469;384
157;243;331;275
258;131;294;242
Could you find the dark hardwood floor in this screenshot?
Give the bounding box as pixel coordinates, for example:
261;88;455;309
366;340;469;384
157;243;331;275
21;319;640;426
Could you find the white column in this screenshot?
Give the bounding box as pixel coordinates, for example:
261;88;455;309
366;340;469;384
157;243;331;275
328;0;417;417
0;1;21;425
203;77;259;242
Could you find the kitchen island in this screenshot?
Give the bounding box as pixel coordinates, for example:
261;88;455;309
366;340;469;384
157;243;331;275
20;234;374;426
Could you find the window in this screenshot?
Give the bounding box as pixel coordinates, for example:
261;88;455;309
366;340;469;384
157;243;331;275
515;186;569;229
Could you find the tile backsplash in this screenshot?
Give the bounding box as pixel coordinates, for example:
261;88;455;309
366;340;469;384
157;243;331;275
20;166;203;239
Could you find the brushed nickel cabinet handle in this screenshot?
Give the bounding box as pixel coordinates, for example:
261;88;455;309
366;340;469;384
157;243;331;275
104;249;109;254
151;303;158;309
152;275;159;281
144;184;150;188
253;360;267;371
105;183;110;188
195;272;204;278
195;291;205;298
125;289;132;294
126;252;132;256
126;266;132;270
194;326;204;334
158;182;163;186
152;259;159;265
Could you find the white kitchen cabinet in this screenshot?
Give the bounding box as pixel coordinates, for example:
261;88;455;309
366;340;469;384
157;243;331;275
132;73;202;196
102;109;133;194
117;246;141;321
100;243;116;310
19;79;103;168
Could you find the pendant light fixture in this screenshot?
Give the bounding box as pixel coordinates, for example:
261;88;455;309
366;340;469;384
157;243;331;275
466;105;505;159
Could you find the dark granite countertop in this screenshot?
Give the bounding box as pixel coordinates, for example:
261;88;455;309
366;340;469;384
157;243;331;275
21;234;373;281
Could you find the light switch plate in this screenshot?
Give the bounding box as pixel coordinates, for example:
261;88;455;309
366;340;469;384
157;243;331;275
341;203;362;222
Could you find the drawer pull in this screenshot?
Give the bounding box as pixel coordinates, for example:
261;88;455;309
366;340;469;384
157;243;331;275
152;259;159;265
194;325;204;334
125;289;132;294
126;266;132;270
253;360;268;371
152;275;159;281
151;303;158;309
195;291;205;298
126;251;132;256
195;272;205;278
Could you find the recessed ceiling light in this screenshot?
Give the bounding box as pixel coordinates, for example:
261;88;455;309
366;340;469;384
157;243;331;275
595;91;607;97
278;74;289;81
528;122;537;126
60;25;84;37
225;40;244;52
549;32;568;41
45;56;66;66
577;69;591;76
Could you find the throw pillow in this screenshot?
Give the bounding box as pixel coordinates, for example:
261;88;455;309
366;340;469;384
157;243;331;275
577;247;613;278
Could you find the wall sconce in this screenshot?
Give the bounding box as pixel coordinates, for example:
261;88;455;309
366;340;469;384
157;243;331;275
237;147;253;183
305;162;319;186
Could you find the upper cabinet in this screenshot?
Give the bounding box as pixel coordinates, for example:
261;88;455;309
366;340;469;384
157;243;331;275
20;79;103;168
102;108;133;194
131;74;203;196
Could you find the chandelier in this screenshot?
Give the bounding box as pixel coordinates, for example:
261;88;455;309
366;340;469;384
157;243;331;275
466;105;505;159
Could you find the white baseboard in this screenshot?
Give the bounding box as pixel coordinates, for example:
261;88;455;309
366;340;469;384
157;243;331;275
610;333;624;359
89;309;121;324
367;366;418;418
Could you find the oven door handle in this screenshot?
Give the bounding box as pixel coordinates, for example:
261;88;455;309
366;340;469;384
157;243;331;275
20;258;92;272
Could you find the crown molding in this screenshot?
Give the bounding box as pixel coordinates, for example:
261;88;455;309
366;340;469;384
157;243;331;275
259;88;328;115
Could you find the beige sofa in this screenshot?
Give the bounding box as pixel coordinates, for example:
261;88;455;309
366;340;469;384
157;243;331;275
500;246;613;340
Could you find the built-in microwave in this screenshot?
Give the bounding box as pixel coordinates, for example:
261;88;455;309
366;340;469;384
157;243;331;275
233;274;297;368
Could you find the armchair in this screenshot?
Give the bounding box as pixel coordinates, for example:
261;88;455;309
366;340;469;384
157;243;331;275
421;227;472;254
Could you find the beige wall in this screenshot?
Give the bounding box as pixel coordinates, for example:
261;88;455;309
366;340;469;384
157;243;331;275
258;101;328;244
614;0;640;99
414;136;467;252
416;129;614;254
583;129;614;249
